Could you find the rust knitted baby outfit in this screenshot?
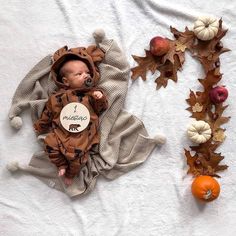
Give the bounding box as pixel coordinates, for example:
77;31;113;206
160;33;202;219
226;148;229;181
34;45;108;178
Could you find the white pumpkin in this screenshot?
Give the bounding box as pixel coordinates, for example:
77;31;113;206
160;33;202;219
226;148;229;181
187;120;212;144
193;16;219;41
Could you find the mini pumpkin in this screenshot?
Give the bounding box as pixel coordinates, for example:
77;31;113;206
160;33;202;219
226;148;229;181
187;120;212;144
193;16;219;41
191;176;220;201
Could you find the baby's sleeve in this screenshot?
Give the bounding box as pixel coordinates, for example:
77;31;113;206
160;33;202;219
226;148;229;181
89;90;108;116
33;97;53;134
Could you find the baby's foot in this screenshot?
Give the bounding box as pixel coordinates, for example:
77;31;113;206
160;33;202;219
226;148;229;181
64;177;73;186
58;168;66;177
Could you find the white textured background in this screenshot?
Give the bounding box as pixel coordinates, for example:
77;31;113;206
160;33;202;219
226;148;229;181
0;0;236;235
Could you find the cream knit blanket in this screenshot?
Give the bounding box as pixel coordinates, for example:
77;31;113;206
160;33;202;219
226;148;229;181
7;30;165;197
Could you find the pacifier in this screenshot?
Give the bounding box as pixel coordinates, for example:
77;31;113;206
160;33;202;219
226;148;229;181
84;76;93;88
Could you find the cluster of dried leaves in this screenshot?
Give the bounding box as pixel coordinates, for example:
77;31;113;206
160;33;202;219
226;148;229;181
131;19;230;177
131;26;195;89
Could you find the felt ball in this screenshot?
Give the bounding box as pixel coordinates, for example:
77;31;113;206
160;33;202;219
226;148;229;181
6;161;19;172
93;29;106;43
153;134;166;144
10;116;23;130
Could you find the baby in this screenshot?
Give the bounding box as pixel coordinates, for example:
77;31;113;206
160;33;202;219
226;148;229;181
34;46;108;186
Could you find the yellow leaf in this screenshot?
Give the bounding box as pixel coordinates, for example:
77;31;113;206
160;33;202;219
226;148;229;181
192;102;203;112
175;41;187;52
213;129;226;142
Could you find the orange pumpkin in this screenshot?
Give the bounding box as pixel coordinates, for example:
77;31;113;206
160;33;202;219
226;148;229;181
191;176;220;202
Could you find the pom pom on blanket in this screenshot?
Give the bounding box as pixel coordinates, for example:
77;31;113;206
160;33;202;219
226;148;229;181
6;161;20;172
93;29;106;43
153;133;166;145
10;116;23;130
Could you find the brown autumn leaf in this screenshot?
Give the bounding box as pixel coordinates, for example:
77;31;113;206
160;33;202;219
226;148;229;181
131;41;185;89
175;41;187;52
213;128;226;142
199;152;228;177
186;90;207;120
184;149;202;177
192;103;203;113
131;50;160;81
212;103;231;131
192;19;230;73
186;70;229;128
130;20;230;179
155;57;180;89
170;26;195;52
186;71;221;105
162;40;185;67
197;50;230;74
198;70;222;91
186;141;228;177
190;140;221;155
182;19;230;178
131;26;197;89
192;19;228;57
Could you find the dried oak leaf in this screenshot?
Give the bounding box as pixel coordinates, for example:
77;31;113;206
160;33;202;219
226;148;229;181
213;128;226;142
198;70;222;91
131;43;184;89
162;40;185;67
193;19;228;57
186;90;207;120
200;154;228;177
192;19;230;73
190;140;221;156
184;149;203;176
186;70;223;120
170;26;195;52
131;50;161;81
131;26;195;89
192;103;203;112
155;58;180;89
161;27;195;75
200;152;228;177
207;103;230;140
175;41;187;52
189;140;228;177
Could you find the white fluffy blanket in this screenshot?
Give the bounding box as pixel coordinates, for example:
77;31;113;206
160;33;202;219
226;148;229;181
1;0;236;235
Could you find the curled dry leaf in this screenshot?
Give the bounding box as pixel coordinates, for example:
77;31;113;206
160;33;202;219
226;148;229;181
192;103;203;113
175;41;187;52
131;50;160;81
185;140;228;177
186;90;207;120
213;128;226;142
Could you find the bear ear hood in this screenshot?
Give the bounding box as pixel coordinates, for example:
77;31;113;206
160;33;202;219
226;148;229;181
51;45;105;88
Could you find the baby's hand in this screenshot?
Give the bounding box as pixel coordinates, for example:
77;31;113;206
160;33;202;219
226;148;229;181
92;91;103;99
58;168;66;177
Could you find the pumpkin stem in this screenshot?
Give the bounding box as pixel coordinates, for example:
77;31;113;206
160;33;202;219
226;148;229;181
204;190;212;200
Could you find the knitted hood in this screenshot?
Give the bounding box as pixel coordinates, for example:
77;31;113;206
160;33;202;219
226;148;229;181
51;45;105;89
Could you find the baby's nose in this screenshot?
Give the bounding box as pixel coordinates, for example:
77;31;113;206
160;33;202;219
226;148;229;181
82;72;89;79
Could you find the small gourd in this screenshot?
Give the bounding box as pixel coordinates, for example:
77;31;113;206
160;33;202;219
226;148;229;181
187;120;211;144
193;16;219;41
191;176;220;202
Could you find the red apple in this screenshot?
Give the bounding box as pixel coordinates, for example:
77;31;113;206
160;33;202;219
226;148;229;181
209;86;228;104
150;36;170;56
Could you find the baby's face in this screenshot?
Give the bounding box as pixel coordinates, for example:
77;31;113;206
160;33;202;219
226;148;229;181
61;60;91;89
